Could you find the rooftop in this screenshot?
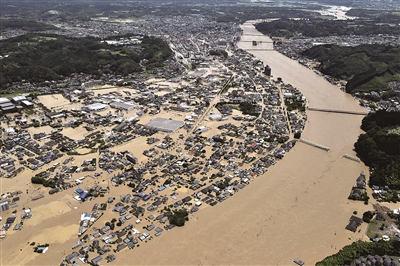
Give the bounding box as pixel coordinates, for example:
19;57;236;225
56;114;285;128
145;117;185;133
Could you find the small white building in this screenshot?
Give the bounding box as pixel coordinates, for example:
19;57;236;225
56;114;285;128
209;114;223;121
5;127;15;135
195;126;208;134
283;92;293;98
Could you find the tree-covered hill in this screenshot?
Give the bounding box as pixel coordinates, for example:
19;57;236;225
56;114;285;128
0;19;57;32
346;9;400;24
0;34;172;89
256;18;400;38
354;110;400;189
316;240;400;266
300;44;400;93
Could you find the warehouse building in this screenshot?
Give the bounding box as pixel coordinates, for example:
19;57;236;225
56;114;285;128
145;117;184;133
86;103;108;112
21;100;34;108
11;95;27;104
126;154;138;164
110;101;135;111
0;98;16;113
0;98;10;105
46;112;64;119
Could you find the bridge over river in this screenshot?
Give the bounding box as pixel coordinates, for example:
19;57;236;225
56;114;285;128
307;107;369;116
244;49;274;51
239;40;273;43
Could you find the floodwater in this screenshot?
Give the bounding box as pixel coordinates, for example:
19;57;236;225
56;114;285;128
112;23;371;265
319;5;357;20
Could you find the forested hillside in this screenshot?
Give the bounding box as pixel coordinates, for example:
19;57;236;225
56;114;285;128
346;9;400;24
255;19;400;38
354;110;400;189
316;240;400;266
300;44;400;93
0;34;172;89
0;19;56;32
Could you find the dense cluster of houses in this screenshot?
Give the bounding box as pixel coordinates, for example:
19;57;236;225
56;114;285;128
352;255;400;266
348;171;369;202
0;190;26;234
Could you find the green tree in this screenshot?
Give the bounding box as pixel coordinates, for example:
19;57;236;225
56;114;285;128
168;209;189;227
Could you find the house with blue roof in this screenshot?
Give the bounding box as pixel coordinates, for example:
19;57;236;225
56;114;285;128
79;192;88;199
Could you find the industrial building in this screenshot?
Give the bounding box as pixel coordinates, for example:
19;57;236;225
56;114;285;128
110;101;135;111
86;103;108;112
126;154;138;164
21;100;34;108
11;95;27;104
0;98;16;113
145;117;184;133
46;112;64;119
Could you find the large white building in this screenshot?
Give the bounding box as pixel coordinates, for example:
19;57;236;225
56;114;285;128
86;103;108;112
145;117;184;133
209;114;223;121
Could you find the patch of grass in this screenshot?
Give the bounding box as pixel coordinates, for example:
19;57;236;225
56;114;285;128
0;89;28;97
32;36;58;41
111;51;127;56
67;149;98;156
355;73;400;93
140;72;151;78
388;127;400;135
366;218;392;239
366;219;378;239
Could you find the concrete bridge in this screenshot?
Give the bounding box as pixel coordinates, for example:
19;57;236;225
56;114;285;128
240;40;273;43
307;107;369;116
241;34;265;37
244;49;274;51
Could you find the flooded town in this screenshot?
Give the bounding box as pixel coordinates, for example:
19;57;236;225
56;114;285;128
1;2;400;266
0;14;310;265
